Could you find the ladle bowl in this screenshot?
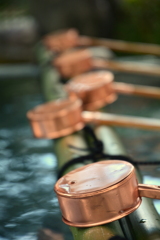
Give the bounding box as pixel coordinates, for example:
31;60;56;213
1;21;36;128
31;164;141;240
27;95;160;139
66;71;117;110
27;96;84;139
54;160;160;227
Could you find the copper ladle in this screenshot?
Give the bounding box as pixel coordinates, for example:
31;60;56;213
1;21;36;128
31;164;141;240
43;29;79;52
53;48;160;78
65;71;160;112
27;95;84;139
43;28;160;56
66;71;117;111
54;160;160;227
27;95;160;139
54;50;160;100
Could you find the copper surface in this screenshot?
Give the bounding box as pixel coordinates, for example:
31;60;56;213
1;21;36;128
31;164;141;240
53;49;93;78
43;29;79;52
54;160;160;227
66;71;117;110
54;160;140;227
27;96;84;139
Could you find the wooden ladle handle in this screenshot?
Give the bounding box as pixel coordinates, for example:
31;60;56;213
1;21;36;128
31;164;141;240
82;111;160;131
138;184;160;199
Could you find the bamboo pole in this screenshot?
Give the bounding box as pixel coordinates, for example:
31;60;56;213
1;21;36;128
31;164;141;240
80;36;160;56
54;130;90;174
37;50;124;239
40;66;67;102
94;126;160;240
54;132;125;240
36;42;55;66
37;43;160;240
83;111;160;131
36;43;67;102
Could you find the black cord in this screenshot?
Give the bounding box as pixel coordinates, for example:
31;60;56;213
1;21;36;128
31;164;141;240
57;152;135;179
57;125;160;179
109;236;128;240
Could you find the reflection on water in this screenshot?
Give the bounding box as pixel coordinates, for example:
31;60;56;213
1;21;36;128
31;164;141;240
0;74;160;239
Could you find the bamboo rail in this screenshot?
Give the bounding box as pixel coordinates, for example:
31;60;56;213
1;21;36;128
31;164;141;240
39;64;123;239
94;126;160;240
54;132;125;240
37;43;160;240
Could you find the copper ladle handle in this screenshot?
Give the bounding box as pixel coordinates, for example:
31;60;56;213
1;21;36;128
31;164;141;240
82;111;160;131
138;184;160;199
